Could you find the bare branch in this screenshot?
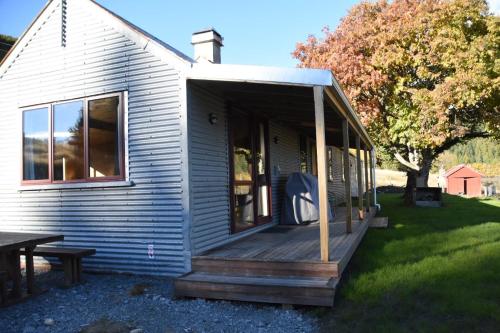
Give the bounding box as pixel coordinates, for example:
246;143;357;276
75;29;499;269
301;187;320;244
394;153;420;171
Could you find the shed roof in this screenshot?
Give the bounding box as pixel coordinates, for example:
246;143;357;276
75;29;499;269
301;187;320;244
444;164;483;178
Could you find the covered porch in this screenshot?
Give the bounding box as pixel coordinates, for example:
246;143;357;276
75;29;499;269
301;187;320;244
176;64;379;306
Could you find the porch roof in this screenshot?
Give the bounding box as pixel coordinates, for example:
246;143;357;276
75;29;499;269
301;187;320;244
188;63;374;149
188;63;333;87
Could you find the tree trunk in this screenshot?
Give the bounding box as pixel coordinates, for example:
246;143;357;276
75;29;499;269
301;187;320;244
403;153;433;205
404;170;417;205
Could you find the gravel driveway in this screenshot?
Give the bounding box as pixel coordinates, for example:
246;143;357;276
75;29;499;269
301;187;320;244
0;270;318;333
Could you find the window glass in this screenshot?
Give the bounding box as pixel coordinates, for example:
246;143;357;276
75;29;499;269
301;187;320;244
328;147;334;182
53;101;85;181
299;135;308;173
88;96;120;177
311;143;318;176
23;108;49;180
232;115;253;182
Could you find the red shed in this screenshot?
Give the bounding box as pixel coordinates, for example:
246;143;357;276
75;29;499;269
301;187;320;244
445;165;483;197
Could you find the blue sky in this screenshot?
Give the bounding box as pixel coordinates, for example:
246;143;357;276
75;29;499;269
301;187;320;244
0;0;360;67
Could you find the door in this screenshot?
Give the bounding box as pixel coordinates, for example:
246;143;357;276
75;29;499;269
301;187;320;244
464;178;468;195
229;111;271;233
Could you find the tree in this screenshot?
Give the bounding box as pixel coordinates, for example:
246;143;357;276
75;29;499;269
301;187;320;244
0;34;16;61
293;0;499;203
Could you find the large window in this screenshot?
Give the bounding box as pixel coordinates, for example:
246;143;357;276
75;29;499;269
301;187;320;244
22;93;124;184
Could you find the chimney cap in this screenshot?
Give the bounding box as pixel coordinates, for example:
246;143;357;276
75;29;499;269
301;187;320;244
192;27;222;39
191;27;223;46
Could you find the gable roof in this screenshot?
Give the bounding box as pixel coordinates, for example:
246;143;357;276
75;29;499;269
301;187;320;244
444;164;483;178
0;0;193;76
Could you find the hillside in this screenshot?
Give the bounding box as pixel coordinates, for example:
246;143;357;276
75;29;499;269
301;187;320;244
435;138;500;176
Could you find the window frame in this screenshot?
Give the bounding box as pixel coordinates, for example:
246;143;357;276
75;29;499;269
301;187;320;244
20;103;52;185
20;92;125;185
327;147;334;182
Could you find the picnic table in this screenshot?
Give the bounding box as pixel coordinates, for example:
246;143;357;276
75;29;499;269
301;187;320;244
0;232;63;305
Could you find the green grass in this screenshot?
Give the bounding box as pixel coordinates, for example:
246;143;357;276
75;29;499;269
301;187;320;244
313;193;500;333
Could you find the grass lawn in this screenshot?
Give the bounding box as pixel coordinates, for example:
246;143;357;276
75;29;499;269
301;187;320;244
313;193;500;333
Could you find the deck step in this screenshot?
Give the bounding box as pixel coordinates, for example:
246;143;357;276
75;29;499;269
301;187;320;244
174;272;338;307
192;257;339;278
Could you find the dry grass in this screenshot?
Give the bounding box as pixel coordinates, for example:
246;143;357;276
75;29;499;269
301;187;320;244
376;168;439;187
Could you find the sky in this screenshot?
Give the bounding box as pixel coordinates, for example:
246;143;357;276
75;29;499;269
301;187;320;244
1;1;499;68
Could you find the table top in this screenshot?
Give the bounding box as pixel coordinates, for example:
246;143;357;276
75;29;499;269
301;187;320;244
0;232;64;252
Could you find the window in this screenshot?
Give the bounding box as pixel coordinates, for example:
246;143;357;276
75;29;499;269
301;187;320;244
299;135;308;173
23;107;49;181
53;101;84;181
21;93;124;184
341;149;345;182
88;96;121;178
310;143;318;176
328;147;334;182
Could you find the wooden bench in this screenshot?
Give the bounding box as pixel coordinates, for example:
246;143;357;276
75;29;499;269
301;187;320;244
21;247;96;286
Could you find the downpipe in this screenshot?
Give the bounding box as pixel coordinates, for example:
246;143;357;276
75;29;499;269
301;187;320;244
372;148;381;211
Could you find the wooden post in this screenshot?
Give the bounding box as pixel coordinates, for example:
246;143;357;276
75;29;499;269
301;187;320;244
364;147;370;212
8;250;22;298
356;136;364;220
369;149;376;207
342;119;352;233
25;246;35;294
314;86;330;262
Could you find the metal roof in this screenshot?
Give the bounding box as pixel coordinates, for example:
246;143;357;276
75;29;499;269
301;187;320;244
444;164;484;178
188;63;333;87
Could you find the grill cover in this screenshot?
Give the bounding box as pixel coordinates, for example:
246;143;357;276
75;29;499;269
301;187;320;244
280;172;333;225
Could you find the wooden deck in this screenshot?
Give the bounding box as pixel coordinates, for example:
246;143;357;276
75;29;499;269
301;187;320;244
175;207;376;307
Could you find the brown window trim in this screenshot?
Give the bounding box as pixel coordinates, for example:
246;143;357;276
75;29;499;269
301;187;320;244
20;92;126;186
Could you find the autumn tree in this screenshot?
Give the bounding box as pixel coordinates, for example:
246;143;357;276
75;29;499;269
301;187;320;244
293;0;499;202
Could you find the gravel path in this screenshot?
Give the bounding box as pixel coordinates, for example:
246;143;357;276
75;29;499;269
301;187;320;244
0;270;318;333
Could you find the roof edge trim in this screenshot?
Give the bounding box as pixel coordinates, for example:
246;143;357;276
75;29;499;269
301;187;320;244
187;63;333;87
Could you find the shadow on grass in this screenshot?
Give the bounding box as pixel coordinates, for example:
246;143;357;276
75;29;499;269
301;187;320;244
311;193;500;333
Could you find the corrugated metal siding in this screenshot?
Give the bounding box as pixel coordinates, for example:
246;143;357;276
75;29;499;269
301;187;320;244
269;122;301;224
327;147;345;206
0;1;188;276
350;155;358;197
187;84;230;254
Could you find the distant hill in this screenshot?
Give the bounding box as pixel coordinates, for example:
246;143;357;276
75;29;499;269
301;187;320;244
435;138;500;176
0;34;16;61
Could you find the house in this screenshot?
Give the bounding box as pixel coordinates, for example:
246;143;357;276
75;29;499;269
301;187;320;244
0;0;378;306
445;165;483;197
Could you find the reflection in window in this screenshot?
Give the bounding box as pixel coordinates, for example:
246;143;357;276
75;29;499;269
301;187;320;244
88;96;120;177
23;108;49;180
53;101;84;181
234;184;254;224
233;116;253;182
